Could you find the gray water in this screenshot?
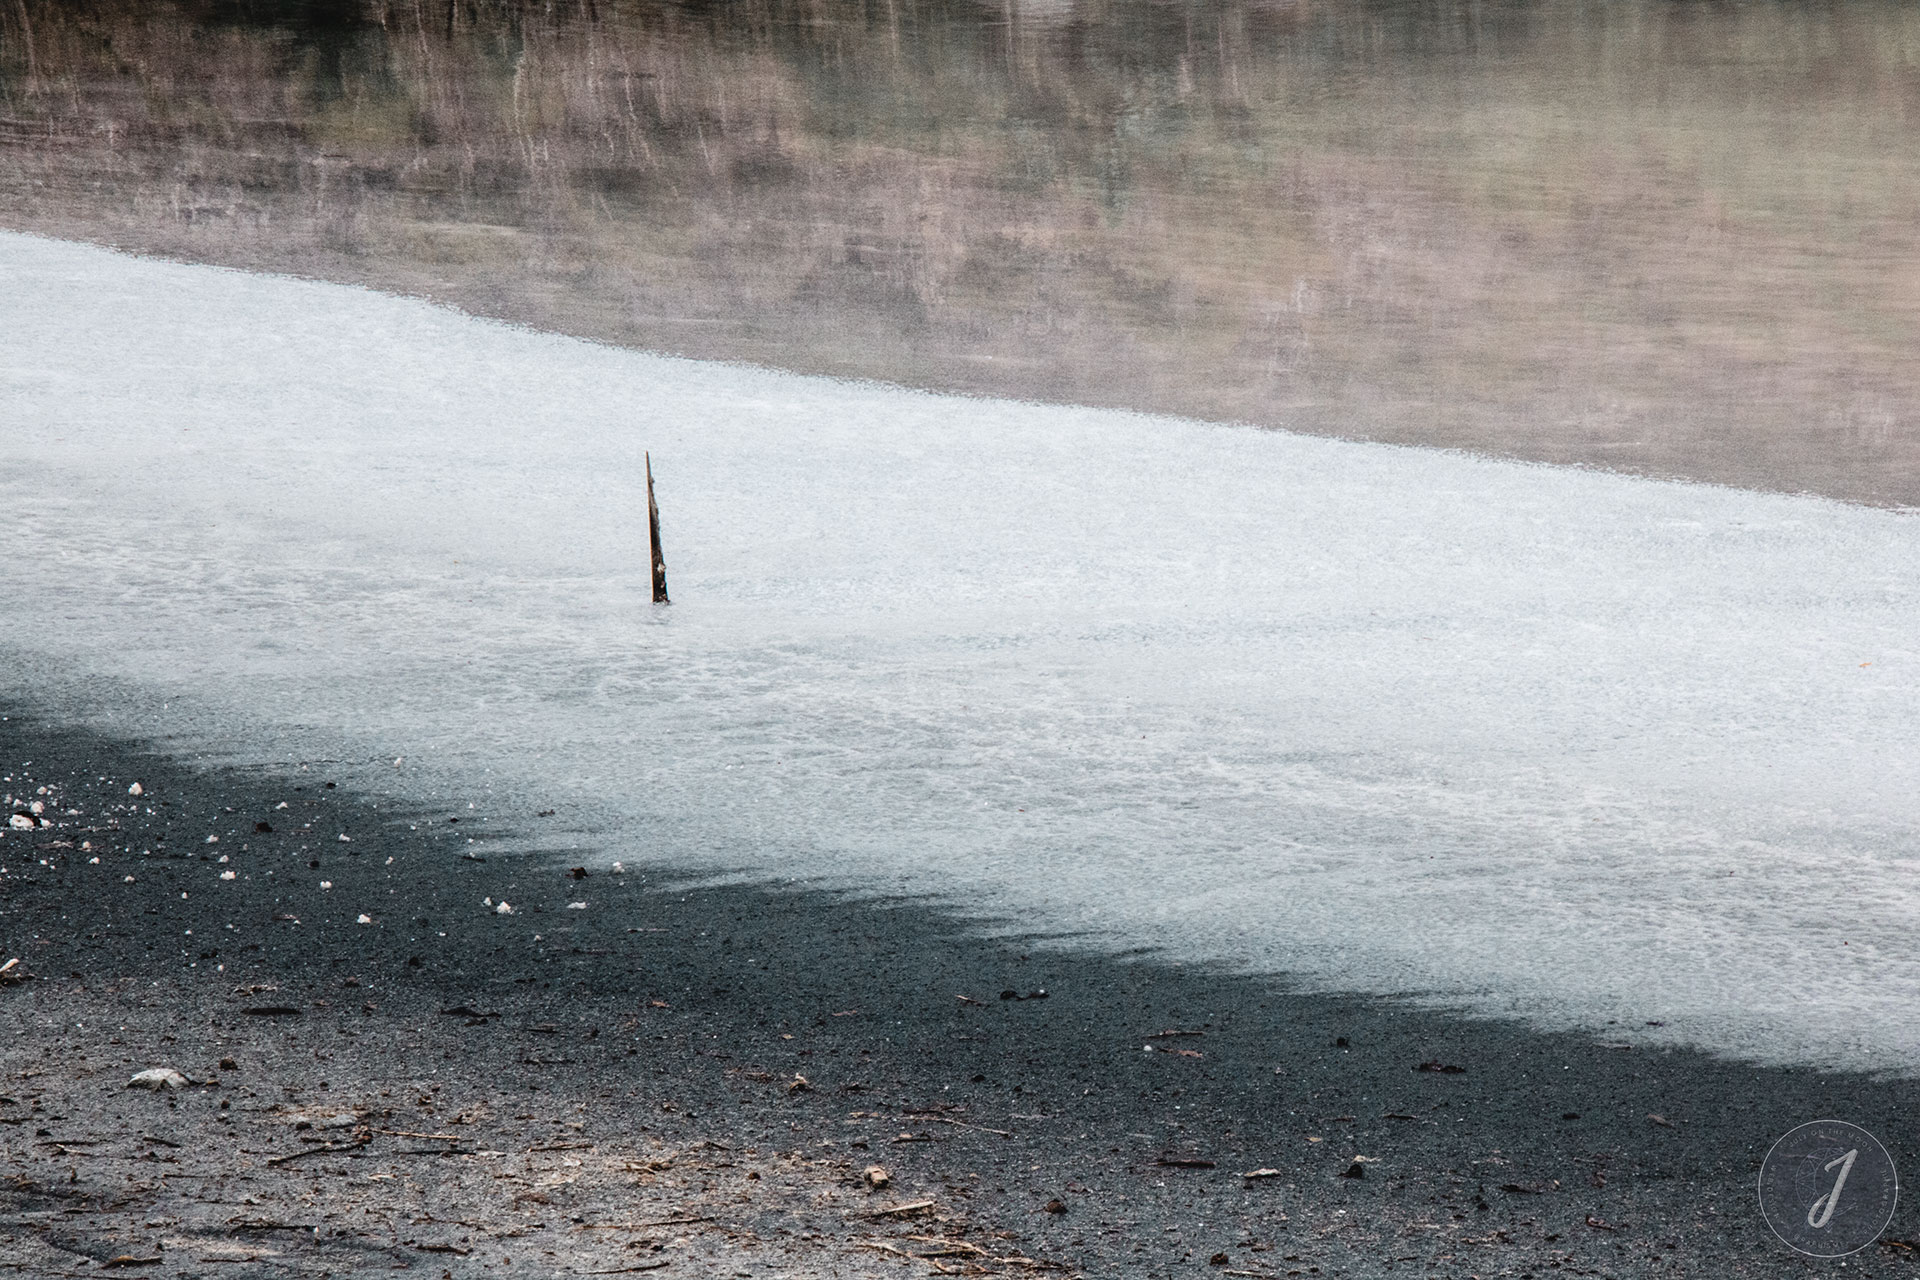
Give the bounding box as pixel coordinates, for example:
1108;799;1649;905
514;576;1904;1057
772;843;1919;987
3;0;1918;502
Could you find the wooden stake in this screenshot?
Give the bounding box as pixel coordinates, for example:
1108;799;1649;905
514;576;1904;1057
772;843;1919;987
646;451;670;604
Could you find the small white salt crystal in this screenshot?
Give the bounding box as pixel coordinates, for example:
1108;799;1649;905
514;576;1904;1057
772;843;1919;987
357;914;372;925
320;880;332;889
220;870;236;881
128;782;143;796
567;901;587;910
495;901;514;915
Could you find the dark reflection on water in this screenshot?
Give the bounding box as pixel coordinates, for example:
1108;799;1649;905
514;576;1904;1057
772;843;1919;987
4;1;1918;504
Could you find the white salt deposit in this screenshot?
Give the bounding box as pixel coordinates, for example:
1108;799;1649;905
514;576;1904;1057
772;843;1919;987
4;231;1919;1072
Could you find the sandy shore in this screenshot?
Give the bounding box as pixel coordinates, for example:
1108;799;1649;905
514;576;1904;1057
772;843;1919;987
0;709;1909;1277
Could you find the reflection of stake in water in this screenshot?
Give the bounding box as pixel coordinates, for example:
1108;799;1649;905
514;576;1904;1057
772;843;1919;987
1808;1148;1858;1230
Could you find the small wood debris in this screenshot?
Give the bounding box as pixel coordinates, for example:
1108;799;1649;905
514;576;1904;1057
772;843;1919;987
266;1134;370;1165
373;1129;461;1141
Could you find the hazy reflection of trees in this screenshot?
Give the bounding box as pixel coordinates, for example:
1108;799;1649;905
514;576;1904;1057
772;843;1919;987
4;0;1919;504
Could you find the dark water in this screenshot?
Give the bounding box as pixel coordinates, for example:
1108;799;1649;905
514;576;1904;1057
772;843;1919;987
4;0;1919;504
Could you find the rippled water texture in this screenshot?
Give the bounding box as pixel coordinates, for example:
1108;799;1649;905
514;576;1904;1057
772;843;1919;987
8;233;1920;1073
4;0;1918;502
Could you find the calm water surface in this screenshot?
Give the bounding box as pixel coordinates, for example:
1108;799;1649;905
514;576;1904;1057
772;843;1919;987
3;0;1918;503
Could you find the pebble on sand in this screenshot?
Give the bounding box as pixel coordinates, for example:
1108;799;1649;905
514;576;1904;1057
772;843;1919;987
126;1068;189;1091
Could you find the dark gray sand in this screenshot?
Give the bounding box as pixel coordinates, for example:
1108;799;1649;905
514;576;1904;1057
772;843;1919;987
1;711;1912;1278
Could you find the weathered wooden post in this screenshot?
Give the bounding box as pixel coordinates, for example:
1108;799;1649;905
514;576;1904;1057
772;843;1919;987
646;451;670;604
